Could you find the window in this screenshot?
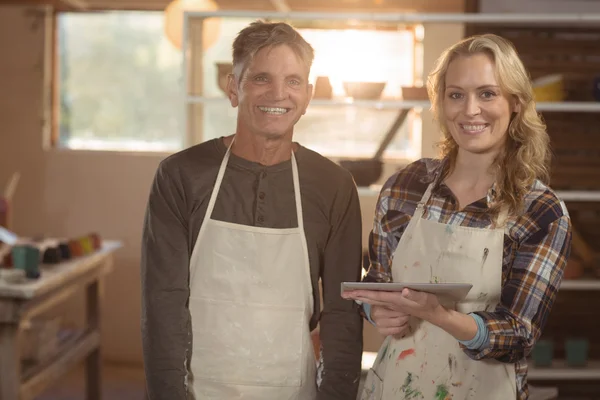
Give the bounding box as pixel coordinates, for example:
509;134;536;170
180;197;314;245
297;28;421;160
56;11;184;152
56;12;422;160
197;18;422;161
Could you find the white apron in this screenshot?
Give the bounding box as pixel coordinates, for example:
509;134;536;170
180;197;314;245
361;181;516;400
187;140;317;399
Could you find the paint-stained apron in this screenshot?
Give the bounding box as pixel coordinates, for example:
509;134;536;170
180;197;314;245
187;139;317;399
360;182;516;400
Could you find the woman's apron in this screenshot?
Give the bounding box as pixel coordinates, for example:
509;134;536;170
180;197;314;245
361;181;516;400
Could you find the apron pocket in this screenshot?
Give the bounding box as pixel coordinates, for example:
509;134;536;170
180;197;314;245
189;297;304;387
360;369;383;400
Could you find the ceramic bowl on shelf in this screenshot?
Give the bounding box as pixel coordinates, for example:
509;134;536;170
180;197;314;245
532;74;564;102
313;76;333;99
401;86;429;100
343;81;386;100
565;338;589;367
531;339;554;367
339;159;383;187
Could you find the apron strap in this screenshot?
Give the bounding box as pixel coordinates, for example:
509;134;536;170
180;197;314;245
204;137;303;230
203;138;234;221
418;179;510;229
416;182;436;217
290;152;304;230
495;205;509;228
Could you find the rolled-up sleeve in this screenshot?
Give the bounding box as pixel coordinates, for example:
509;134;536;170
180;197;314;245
318;176;364;400
141;162;191;399
464;207;572;363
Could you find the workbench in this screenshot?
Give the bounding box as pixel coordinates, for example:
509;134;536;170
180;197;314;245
0;240;121;400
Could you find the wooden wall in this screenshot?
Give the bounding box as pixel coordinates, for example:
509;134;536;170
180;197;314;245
466;22;600;396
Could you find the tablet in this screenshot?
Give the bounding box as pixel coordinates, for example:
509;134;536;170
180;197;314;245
341;282;473;301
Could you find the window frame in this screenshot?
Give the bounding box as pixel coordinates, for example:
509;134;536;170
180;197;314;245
48;9;423;162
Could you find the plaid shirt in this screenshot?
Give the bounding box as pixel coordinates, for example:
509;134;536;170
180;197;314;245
364;158;572;400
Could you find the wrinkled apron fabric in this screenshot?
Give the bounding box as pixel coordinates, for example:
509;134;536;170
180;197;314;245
361;182;516;400
187;140;317;399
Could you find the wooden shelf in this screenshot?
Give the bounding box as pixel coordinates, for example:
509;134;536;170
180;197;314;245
556;191;600;202
188;96;600;112
529;360;600;381
0;242;119;400
21;329;84;381
358;186;600;203
0;241;121;299
560;279;600;291
19;330;100;399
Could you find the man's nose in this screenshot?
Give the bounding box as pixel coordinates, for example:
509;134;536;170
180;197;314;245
267;81;287;101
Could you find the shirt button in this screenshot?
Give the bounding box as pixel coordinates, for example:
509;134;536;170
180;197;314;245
261;171;267;178
257;215;264;223
259;192;265;200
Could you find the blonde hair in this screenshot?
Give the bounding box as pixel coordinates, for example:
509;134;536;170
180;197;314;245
427;33;550;215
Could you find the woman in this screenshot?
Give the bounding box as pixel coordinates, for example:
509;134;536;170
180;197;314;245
343;34;572;399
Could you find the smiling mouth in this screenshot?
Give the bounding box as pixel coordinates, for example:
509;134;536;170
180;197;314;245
460;123;489;134
258;106;290;115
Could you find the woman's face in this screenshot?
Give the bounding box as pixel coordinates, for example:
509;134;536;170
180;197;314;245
442;53;519;157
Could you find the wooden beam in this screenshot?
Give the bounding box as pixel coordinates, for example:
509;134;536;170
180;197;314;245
0;0;87;10
464;0;480;37
59;0;88;8
270;0;290;12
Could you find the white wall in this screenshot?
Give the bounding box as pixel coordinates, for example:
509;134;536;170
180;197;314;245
0;5;464;361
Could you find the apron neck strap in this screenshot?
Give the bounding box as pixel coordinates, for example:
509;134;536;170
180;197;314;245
495;205;509;228
204;137;304;230
290;151;304;231
203;138;235;221
416;182;435;217
417;179;510;229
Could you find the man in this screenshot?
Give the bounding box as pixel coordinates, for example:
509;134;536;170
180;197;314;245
141;21;363;399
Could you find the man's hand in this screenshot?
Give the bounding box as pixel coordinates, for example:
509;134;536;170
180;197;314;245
370;305;410;337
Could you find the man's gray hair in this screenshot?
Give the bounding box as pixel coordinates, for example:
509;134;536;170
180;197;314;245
231;21;314;79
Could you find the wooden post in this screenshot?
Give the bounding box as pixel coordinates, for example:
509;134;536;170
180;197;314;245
85;277;102;400
1;172;20;231
0;323;20;400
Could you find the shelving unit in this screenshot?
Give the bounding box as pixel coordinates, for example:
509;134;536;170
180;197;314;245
183;10;600;24
183;9;600;390
560;279;600;291
183;11;600;168
183;11;600;204
358;185;600;202
0;242;121;400
529;360;600;381
188;96;600;112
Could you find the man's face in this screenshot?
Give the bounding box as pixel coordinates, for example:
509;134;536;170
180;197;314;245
227;44;312;140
